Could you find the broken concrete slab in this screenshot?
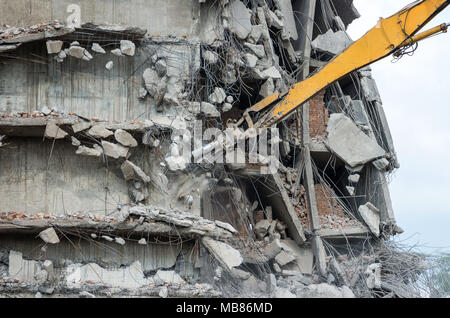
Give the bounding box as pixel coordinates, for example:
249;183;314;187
66;261;151;289
44;122;68;139
326;114;386;167
114;129;138;147
8;250;39;282
202;237;243;272
214;220;238;234
358;202;381;237
279;239;314;275
38;227;60;244
263;238;282;259
224;0;252;40
72;121;92;133
121;160;151;183
101;141;128;159
275;250;296;267
274;0;298;40
88;125;113;138
312;29;352;55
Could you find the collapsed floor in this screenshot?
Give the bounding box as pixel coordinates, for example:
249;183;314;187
0;0;428;298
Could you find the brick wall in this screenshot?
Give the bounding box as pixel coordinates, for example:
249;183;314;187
309;90;328;138
288;89;328;143
314;184;345;217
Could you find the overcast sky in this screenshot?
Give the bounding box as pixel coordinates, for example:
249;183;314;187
346;1;450;254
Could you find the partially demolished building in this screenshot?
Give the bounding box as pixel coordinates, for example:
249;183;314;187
0;0;422;298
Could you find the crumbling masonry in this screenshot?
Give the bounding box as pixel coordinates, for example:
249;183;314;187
0;0;426;298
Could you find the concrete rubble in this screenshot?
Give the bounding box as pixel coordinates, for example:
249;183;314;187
0;0;417;299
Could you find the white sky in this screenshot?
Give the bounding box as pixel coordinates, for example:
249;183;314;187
346;0;450;254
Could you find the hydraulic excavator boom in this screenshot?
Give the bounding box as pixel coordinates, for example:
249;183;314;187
236;0;450;129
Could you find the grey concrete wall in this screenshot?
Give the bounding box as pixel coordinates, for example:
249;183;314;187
0;138;204;216
0;0;200;36
0;41;199;121
0;234;191;272
0;138;130;216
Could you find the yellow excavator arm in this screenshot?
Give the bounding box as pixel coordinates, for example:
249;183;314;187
238;0;450;129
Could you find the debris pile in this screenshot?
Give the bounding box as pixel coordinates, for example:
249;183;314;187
0;0;427;298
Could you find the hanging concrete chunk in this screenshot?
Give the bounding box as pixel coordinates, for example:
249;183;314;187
115;237;126;245
88;125;113;138
372;158;390;171
72;121;92;133
121;160;151;183
45;122;68;139
312;29;352;55
105;61;113;70
91;43;106;54
203;50;219;64
259;78;275;97
46;40;63;54
201;102;220;117
244;43;266;58
358;202;381;237
115;129;138;147
261;66;281;79
244;53;258;68
68;46;85;59
75;145;102;157
202;237;243;272
366;263;382;289
360;77;382;103
326;114;386;167
214;220;238;234
38;227;60;244
224;0;252;40
274;0;298;40
155;59;167;77
208;87;227;104
348;174;360;184
248;25;264;43
101;141;128;159
111;48;123;56
120;40;135;56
